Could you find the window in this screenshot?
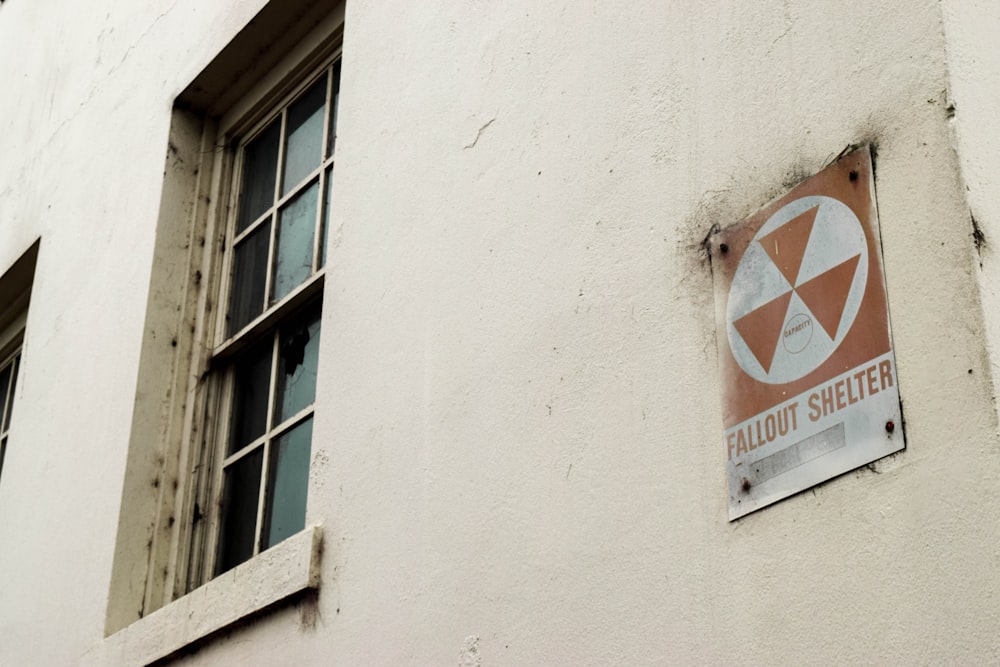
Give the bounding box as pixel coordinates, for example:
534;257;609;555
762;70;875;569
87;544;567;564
204;58;340;578
0;345;21;482
0;240;37;490
105;3;345;639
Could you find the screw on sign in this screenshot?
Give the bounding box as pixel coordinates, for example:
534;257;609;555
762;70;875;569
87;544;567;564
709;146;903;520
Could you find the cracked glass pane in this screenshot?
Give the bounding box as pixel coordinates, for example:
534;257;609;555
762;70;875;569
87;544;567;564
272;182;317;304
275;306;321;425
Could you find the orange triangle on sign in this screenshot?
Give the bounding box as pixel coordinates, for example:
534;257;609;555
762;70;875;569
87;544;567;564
795;254;861;339
732;291;793;374
758;206;819;286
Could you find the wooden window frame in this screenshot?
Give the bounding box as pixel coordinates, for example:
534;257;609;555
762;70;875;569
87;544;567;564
183;47;342;592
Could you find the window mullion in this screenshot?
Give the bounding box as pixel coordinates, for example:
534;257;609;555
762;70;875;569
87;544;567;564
0;369;9;433
253;443;271;557
312;169;326;274
253;332;282;555
270;404;315;440
320;67;333;161
221;431;269;468
232;209;272;247
262;111;289;308
273;110;288;210
262;212;278;312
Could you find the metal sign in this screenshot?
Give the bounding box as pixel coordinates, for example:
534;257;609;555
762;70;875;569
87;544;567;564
710;147;902;520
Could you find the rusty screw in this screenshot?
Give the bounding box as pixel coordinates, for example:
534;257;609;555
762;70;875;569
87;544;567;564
741;478;751;493
885;420;895;434
719;243;729;254
849;170;859;182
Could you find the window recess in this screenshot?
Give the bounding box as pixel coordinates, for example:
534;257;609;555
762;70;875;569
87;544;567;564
105;1;345;638
193;57;340;582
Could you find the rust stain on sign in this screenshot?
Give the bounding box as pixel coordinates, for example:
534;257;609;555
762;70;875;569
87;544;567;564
710;147;903;520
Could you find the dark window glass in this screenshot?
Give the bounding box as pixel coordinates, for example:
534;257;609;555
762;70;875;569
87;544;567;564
262;417;313;549
229;342;273;454
236;120;281;234
228;221;271;337
216;448;263;575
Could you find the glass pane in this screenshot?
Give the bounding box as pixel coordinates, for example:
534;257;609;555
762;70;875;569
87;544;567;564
236;119;281;233
321;166;333;268
281;78;326;196
216;448;263;575
271;183;317;304
275;307;321;425
262;417;313;550
326;61;341;158
5;353;18;428
227;221;271;337
0;362;11;433
229;341;273;454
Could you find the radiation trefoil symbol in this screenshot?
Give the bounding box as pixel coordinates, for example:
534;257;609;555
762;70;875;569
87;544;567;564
726;195;868;385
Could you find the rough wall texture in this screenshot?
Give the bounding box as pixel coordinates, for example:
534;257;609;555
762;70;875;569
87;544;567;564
941;0;1000;419
0;0;997;665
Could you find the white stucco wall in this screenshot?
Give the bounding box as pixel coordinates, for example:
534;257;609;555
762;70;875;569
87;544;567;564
0;0;998;664
941;0;1000;421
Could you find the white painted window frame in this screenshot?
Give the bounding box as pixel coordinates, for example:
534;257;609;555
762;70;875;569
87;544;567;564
190;51;341;586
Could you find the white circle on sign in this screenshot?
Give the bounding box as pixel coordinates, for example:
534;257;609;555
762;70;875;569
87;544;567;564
782;312;813;354
726;195;868;384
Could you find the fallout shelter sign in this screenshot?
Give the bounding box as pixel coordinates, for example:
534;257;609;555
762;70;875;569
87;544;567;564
710;147;903;520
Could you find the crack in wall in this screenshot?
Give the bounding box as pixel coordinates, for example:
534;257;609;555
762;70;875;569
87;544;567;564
463;116;496;149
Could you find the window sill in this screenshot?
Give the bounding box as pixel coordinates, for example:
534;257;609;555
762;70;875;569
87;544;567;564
86;525;323;667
